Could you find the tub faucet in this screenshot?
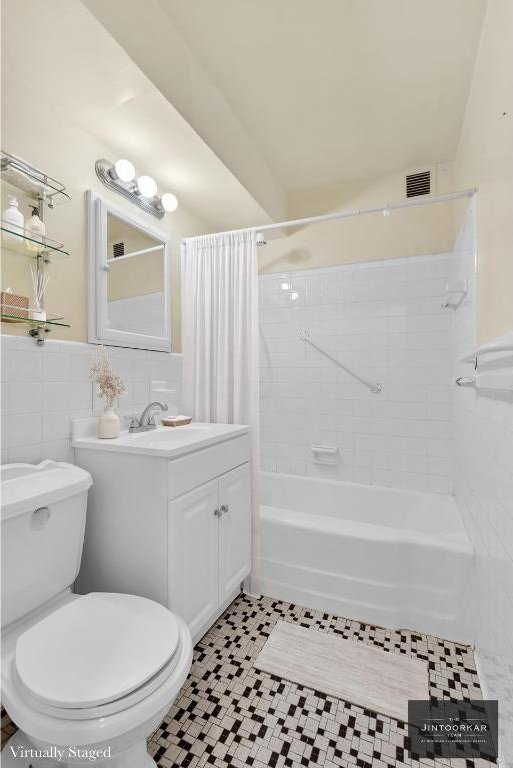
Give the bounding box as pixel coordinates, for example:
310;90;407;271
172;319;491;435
129;401;168;433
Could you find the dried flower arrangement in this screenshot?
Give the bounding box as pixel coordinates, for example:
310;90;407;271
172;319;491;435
90;346;126;408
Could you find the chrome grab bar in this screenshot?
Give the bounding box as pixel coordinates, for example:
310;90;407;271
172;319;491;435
299;330;382;394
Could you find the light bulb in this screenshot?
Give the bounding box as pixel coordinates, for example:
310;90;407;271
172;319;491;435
114;159;135;182
161;192;178;212
137;175;157;198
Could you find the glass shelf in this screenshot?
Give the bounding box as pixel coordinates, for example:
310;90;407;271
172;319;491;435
1;312;70;328
1;151;70;206
1;221;69;260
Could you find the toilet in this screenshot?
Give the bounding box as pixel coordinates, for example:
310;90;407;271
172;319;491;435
1;460;193;768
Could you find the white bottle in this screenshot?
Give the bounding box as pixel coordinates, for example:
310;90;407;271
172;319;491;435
26;206;45;252
2;196;24;239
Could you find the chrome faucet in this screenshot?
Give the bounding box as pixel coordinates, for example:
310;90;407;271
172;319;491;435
129;401;168;433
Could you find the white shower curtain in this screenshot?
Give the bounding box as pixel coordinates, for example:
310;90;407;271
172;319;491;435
181;230;259;424
181;230;260;593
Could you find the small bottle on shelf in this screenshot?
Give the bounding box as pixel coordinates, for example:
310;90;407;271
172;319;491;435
25;206;46;252
2;196;25;239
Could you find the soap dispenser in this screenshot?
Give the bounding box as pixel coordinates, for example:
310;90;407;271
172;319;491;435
2;196;24;239
26;206;46;252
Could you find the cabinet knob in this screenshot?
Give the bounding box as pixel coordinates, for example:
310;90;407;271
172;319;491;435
220;504;230;514
214;508;222;517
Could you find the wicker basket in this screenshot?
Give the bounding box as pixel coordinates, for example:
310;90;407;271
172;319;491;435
1;291;29;320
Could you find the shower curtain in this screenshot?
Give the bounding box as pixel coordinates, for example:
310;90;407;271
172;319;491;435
181;230;260;593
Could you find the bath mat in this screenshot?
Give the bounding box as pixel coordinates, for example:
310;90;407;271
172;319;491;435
254;621;428;722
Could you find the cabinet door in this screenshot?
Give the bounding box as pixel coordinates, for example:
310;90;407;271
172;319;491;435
218;463;252;604
168;478;219;639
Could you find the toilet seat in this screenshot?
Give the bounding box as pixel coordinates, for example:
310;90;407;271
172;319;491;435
13;593;182;719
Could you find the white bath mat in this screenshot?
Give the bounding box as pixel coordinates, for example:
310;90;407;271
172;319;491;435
255;621;428;722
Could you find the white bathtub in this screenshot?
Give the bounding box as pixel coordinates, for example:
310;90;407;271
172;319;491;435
258;472;473;643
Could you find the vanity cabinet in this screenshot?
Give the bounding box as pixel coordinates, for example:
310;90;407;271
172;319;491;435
74;427;251;643
169;464;251;639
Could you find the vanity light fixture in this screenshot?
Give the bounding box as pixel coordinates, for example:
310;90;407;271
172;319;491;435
137;175;158;199
161;192;178;212
113;159;136;183
95;158;178;220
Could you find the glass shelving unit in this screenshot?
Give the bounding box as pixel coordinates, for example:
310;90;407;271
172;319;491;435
0;310;69;328
1;151;70;207
1;150;71;343
1;222;69;261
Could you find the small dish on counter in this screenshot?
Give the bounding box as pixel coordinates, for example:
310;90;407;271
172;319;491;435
161;416;193;427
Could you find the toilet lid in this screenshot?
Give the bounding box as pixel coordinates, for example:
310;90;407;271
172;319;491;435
14;593;181;710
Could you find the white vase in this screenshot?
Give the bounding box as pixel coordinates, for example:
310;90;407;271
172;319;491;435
98;406;120;439
30;308;46;322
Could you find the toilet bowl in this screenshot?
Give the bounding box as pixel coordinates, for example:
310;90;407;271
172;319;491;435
1;461;193;767
1;593;193;767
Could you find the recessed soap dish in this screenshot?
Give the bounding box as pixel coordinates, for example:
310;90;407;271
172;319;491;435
311;444;339;466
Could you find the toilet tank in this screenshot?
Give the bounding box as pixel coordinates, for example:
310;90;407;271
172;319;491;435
1;460;92;628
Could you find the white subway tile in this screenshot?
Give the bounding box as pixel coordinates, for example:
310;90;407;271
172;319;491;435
9;413;42;447
43;351;70;381
8;443;44;464
11;350;44;381
2;336;183;466
69;352;91;381
43;381;70;412
11;382;43;414
70;382;94;412
42;411;71;442
1;346;11;382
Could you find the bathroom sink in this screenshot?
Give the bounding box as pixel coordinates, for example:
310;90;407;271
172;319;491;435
72;421;250;459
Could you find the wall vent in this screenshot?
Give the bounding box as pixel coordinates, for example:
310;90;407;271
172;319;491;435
113;241;125;258
406;170;431;198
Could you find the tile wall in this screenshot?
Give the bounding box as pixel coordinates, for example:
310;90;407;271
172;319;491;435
1;335;182;464
451;200;513;763
259;252;457;494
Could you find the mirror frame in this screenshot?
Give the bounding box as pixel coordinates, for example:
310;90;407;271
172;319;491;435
87;190;171;352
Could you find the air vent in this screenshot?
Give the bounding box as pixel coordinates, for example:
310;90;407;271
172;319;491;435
406;170;430;198
113;242;124;258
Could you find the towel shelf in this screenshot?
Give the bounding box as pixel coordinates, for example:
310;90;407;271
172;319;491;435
453;372;513;392
460;331;513;363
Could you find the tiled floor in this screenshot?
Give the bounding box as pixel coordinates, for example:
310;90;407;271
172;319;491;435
148;595;483;768
2;594;484;767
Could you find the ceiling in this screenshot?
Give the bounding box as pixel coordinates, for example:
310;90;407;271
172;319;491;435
158;0;487;191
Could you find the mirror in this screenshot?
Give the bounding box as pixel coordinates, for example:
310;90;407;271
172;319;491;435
87;191;171;351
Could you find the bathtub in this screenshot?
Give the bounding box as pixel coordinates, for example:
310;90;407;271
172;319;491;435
258;472;473;643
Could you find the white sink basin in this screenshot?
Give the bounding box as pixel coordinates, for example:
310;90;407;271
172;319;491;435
72;421;250;458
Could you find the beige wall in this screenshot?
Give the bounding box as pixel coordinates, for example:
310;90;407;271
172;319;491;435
82;0;288;224
454;0;513;344
4;0;510;350
259;163;459;274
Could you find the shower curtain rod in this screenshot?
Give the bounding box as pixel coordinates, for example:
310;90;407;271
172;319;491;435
254;188;476;235
185;188;476;242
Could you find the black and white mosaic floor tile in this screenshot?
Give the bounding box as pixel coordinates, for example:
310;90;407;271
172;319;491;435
1;594;487;767
148;594;484;768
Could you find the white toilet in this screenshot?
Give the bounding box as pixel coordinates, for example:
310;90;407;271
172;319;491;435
1;460;193;768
